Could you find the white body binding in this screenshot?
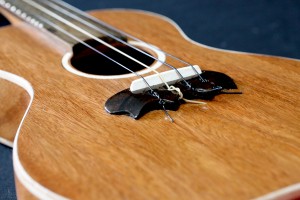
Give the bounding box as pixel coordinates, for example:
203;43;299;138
0;8;299;200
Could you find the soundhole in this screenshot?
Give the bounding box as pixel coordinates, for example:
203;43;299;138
0;13;10;27
70;38;155;76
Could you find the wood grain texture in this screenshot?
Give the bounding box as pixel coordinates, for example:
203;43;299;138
1;9;300;200
0;79;30;144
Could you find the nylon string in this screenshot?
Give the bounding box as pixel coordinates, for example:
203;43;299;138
37;0;193;88
22;0;187;99
46;0;206;82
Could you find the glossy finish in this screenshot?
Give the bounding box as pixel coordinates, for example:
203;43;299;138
0;9;300;200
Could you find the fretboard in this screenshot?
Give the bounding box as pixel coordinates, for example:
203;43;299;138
0;0;126;45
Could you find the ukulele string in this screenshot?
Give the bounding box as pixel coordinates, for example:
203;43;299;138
28;10;175;122
31;15;152;92
23;0;185;99
36;0;193;89
42;0;206;82
20;0;206;119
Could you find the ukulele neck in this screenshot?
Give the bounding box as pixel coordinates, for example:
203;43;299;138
0;0;126;45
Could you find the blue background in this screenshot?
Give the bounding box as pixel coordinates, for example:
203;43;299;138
1;0;299;199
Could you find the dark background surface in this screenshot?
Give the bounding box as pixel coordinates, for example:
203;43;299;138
1;0;299;199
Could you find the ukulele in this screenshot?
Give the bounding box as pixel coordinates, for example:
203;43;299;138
0;0;300;199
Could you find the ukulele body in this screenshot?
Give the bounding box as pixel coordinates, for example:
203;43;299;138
1;9;300;200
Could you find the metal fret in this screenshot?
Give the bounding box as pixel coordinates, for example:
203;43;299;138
0;0;126;45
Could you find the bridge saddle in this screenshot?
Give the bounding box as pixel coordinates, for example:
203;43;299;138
130;65;201;94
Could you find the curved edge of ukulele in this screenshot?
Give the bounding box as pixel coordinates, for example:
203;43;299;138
90;8;300;62
0;70;67;200
0;70;32;148
255;183;300;200
3;9;300;200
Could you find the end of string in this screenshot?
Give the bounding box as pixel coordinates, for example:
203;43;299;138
168;86;207;105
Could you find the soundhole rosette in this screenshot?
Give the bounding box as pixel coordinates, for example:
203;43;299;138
61;41;166;79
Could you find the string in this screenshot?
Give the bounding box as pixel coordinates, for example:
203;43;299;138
23;0;187;99
20;6;178;121
0;0;205;124
29;9;179;120
35;17;149;87
43;0;206;82
26;0;206;105
35;0;193;89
